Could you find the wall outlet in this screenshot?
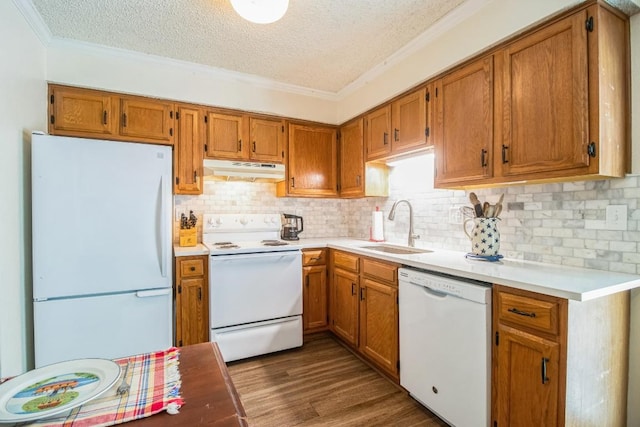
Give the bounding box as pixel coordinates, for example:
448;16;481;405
448;206;463;224
585;204;627;231
605;205;627;230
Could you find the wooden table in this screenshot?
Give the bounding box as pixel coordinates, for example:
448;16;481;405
129;342;247;426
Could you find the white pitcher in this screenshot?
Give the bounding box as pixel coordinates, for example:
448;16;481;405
463;217;501;256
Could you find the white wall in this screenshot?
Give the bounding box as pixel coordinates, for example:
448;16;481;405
0;1;46;377
45;42;339;124
336;0;580;122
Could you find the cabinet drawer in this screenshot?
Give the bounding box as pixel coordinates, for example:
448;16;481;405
179;259;205;278
303;249;327;266
362;258;397;284
332;251;359;273
497;291;560;335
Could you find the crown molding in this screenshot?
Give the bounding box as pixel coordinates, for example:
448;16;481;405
12;0;52;45
47;38;340;101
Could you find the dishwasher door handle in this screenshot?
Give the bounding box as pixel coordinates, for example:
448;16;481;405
407;281;448;299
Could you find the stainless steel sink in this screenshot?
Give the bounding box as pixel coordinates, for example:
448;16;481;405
362;244;433;255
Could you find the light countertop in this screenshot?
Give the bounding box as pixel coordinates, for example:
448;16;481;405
175;239;640;301
173;244;208;257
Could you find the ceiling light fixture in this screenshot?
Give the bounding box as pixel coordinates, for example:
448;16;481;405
230;0;289;24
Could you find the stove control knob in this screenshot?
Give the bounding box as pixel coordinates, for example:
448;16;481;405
240;217;248;226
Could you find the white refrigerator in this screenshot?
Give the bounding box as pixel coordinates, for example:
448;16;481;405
32;133;173;367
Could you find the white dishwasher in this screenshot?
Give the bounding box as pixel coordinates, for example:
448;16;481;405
399;267;491;427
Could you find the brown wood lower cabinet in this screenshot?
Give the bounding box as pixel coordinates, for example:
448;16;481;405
175;255;209;347
492;284;629;427
331;266;359;346
329;250;400;380
302;249;328;333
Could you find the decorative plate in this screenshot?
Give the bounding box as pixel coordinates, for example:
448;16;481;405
0;358;120;422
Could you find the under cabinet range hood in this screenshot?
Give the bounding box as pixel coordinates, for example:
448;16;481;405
203;159;285;182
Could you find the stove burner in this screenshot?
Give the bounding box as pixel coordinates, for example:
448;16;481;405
215;244;240;249
213;241;234;245
262;240;289;247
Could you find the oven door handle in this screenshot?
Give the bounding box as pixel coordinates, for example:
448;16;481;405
210;251;301;263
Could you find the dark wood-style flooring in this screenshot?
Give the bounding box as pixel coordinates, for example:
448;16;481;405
227;333;448;427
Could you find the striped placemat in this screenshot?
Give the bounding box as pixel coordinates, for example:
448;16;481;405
21;347;183;427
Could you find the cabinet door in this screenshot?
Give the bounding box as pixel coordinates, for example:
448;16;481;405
249;117;284;163
434;56;494;186
391;87;427;154
175;256;209;347
206;112;246;160
359;279;398;377
119;98;174;144
365;105;392;161
331;268;359;346
495;325;560;427
288;124;338;197
303;265;328;332
174;106;204;195
499;11;589;178
339;118;365;198
176;277;209;346
49;85;118;137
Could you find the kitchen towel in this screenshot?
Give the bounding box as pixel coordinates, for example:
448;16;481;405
371;207;384;242
23;348;183;427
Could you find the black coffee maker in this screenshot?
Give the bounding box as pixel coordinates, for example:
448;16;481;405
281;213;304;240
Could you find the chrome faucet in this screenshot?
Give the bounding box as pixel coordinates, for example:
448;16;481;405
388;200;420;247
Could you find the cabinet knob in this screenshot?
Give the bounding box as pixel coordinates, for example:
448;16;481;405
190;266;196;271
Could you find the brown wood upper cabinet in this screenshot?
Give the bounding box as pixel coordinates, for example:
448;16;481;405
435;3;628;188
365;87;429;162
174;105;204;195
249;117;285;163
281;123;338;197
433;56;494;186
205;112;245;160
205;112;284;163
339;118;365;198
49;85;175;145
119;97;175;144
49;85;118;137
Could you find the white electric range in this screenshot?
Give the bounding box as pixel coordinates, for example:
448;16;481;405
202;213;303;362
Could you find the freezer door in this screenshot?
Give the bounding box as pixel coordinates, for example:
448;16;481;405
34;289;172;367
32;134;172;299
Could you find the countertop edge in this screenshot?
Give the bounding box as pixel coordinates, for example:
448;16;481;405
172;239;640;301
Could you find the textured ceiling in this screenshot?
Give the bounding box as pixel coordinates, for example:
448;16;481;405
27;0;467;93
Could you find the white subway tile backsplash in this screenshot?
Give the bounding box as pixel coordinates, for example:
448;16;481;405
175;170;640;274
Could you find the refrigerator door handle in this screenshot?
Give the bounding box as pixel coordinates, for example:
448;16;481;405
136;288;171;298
159;174;168;278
